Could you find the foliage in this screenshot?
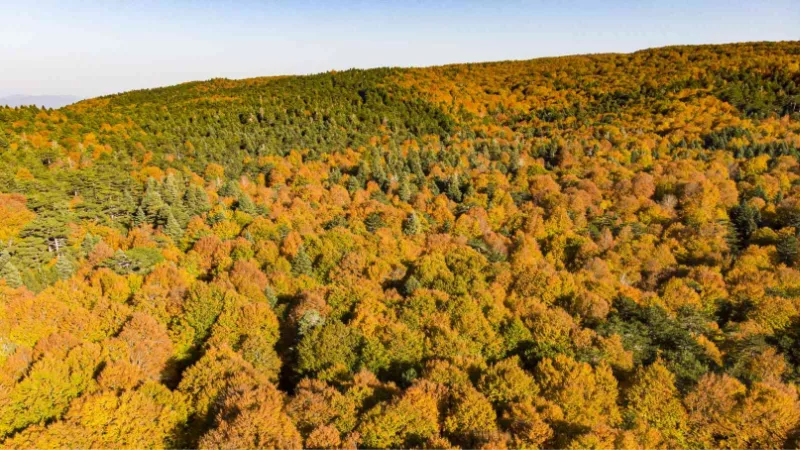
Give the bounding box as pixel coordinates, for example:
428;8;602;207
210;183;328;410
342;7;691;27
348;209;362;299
1;41;800;448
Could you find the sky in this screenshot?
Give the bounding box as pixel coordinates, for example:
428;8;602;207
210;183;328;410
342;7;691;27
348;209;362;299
0;0;797;98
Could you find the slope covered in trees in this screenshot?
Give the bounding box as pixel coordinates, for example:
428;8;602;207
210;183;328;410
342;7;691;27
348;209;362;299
1;41;800;448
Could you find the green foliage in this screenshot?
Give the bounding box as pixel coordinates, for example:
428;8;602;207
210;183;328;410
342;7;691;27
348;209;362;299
297;321;362;381
364;212;385;233
54;256;74;280
729;201;761;244
103;248;164;275
778;234;800;266
402;212;421;236
291;246;313;276
600;298;714;389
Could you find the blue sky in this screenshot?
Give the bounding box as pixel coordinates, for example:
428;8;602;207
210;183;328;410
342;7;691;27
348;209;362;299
0;0;797;98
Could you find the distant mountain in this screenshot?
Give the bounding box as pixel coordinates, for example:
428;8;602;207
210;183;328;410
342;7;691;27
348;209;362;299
0;94;82;109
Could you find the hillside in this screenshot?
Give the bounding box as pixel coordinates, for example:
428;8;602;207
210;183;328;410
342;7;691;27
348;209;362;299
1;41;800;448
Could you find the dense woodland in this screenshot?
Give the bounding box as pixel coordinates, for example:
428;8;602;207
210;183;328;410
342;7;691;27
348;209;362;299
1;41;800;449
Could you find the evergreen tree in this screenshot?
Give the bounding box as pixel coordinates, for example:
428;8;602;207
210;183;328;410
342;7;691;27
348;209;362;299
55;256;74;280
347;176;361;194
264;285;278;308
163;209;183;242
778;234;799;267
364;212;384;233
237;193;258;215
729;201;760;244
398;176;412;202
356;161;370;186
218;181;239;198
185;185;211;216
447;173;463;202
80;234;101;257
404;275;421;296
403;212;421;236
0;261;22;288
292;246;313;276
0;249;10;270
161;174;182;205
722;219;740;255
133;207;146;227
141;184;165;224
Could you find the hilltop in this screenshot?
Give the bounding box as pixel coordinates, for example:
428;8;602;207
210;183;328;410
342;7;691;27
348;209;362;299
0;94;82;109
1;41;800;448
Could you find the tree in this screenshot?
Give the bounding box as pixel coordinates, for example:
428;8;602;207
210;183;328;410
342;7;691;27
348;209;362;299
185;184;211;216
198;382;302;450
502;400;554;449
292;245;313;276
0;193;35;241
624;361;689;448
236;193;258;215
443;384;497;447
729;200;760;244
364;212;384;233
141;181;165;224
358;380;443;448
163;207;184;242
114;312;174;382
297;321;362;381
286;378;358;443
133;206;146;227
177;345;265;445
162;173;182;205
0;343;102;439
478;356;538;407
3;382;188;449
54;256;74;280
447;173;463;202
398;176;412;202
403;212;421;236
534;355;620;436
777;233;799;266
0;260;23;288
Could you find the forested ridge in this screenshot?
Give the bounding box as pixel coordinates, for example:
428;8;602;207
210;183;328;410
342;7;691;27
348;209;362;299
1;41;800;448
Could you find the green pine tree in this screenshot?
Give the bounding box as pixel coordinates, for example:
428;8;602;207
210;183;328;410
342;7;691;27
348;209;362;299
447;173;463;202
0;250;10;270
81;234;101;257
729;200;761;244
55;256;74;280
237;193;257;215
292;246;313;276
163;209;184;242
161;174;182;205
778;234;799;267
404;275;421;296
403;212;421;236
133;207;146;227
185;184;211;216
398;176;412;202
364;212;384;233
141;183;165;224
0;261;23;288
347;176;361;194
264;285;278;308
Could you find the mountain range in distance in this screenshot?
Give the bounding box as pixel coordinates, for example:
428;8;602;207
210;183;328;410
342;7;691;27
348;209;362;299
0;94;82;109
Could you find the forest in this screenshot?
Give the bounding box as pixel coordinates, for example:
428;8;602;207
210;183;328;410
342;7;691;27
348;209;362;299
1;41;800;448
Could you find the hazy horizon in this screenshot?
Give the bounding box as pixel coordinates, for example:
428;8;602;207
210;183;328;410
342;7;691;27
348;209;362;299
2;0;797;99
